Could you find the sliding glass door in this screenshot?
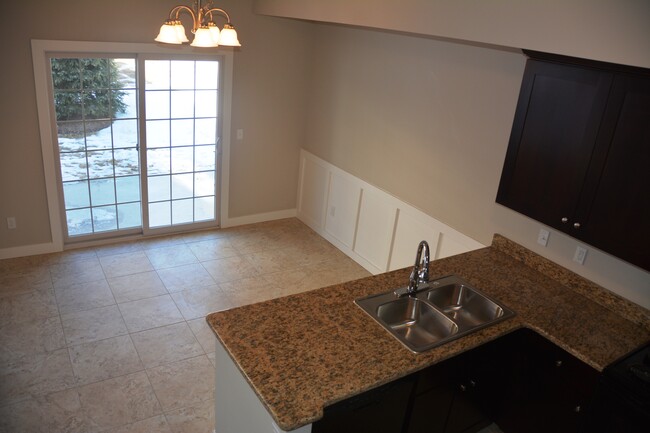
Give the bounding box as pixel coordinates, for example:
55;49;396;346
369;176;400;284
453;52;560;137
143;59;219;229
50;55;220;243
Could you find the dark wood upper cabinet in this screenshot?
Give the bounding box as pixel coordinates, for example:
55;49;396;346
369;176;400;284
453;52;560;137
496;59;613;226
497;52;650;271
577;75;650;271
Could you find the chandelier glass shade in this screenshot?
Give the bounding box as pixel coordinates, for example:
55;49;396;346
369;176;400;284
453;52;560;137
155;0;241;47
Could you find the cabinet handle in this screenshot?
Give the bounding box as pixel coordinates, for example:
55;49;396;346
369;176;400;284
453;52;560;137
574;405;581;413
561;217;568;223
573;222;581;229
555;360;563;367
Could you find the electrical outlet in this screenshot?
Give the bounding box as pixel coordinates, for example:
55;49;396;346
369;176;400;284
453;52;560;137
236;129;244;141
7;217;16;230
329;206;336;218
537;228;550;246
573;246;587;265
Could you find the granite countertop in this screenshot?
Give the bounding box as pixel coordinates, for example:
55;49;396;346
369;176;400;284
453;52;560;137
206;234;650;431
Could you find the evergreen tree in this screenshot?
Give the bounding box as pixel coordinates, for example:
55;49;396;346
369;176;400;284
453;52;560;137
51;58;127;121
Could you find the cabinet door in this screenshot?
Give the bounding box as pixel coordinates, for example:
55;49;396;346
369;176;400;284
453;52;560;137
407;386;455;433
585;379;649;433
407;358;457;433
445;384;490;433
445;337;513;433
576;74;650;270
526;338;598;433
492;332;531;433
495;330;599;433
496;60;613;231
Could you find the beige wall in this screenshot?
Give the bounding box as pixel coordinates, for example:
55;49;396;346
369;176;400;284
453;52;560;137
0;0;312;249
306;26;524;243
253;0;650;305
254;0;650;69
2;1;649;307
303;23;650;308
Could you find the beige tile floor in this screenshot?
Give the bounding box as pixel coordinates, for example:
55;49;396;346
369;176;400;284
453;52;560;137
0;218;370;433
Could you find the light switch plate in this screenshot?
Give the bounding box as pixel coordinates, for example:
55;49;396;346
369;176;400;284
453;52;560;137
537;228;550;247
573;246;587;265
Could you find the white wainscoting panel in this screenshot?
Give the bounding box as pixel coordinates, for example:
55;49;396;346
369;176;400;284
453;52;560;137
324;172;361;249
354;189;398;273
389;209;441;271
297;156;329;230
437;233;478;259
297;150;485;274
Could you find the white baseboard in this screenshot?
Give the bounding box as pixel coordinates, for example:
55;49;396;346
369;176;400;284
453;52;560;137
221;208;298;228
0;210;298;260
0;242;61;260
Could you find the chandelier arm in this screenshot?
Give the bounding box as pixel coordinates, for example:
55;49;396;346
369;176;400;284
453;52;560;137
205;8;233;24
170;5;200;32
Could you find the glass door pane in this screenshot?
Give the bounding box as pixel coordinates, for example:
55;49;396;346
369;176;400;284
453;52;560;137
144;60;218;229
51;57;141;239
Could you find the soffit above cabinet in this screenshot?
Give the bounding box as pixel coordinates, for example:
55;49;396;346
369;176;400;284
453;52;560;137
252;0;650;69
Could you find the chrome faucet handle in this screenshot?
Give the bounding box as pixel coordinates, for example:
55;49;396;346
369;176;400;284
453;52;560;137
408;268;418;292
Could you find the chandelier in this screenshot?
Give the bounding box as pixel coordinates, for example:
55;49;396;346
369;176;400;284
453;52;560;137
155;0;241;48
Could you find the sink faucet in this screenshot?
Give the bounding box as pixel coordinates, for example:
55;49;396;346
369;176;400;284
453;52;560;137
407;240;430;295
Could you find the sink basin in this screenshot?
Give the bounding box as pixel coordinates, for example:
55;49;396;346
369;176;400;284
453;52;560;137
376;297;458;352
426;282;506;328
355;275;515;353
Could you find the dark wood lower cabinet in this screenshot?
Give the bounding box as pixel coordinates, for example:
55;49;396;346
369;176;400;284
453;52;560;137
313;329;599;433
312;376;415;433
408;336;511;433
494;329;599;433
407;386;455;433
584;379;649;433
444;386;491;433
406;356;457;433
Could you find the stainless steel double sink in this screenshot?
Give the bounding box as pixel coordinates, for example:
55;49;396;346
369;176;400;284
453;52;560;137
354;275;515;353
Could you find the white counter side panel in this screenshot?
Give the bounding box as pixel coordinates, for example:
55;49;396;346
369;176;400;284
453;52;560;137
215;339;312;433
